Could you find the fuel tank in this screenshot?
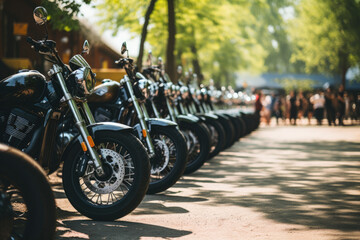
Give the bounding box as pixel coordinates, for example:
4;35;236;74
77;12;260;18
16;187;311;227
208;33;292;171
0;71;47;106
87;80;120;104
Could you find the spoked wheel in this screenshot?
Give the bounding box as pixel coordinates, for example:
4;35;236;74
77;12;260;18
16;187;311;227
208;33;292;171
62;131;150;221
179;121;210;174
206;119;226;159
216;114;236;150
147;126;188;194
0;145;56;240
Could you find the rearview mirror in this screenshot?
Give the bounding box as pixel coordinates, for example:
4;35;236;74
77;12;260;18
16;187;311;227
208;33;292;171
33;6;48;25
82;40;90;55
121;42;127;55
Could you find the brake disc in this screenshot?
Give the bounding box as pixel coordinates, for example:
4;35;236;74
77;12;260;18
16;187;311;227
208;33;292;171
151;139;170;174
83;149;126;194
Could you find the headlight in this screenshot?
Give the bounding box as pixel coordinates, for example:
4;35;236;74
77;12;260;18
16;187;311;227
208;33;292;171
67;67;95;98
164;82;171;97
149;82;159;97
134;79;151;100
180;86;189;99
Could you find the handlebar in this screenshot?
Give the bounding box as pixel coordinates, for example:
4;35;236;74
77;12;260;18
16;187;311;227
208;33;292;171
115;58;134;68
26;37;56;54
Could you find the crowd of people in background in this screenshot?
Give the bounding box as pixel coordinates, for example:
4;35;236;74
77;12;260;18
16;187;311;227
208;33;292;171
255;85;360;126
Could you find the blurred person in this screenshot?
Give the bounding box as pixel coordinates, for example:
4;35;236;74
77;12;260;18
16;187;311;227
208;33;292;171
324;87;336;126
297;91;308;123
273;94;284;125
263;95;272;125
344;92;350;120
336;84;345;126
288;90;298;125
310;91;325;125
305;92;314;125
255;90;263;116
348;94;358;124
356;94;360;124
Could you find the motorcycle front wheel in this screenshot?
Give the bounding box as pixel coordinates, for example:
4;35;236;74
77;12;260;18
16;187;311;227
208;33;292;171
206;119;226;160
147;126;188;194
179;121;210;174
0;145;56;240
62;131;150;221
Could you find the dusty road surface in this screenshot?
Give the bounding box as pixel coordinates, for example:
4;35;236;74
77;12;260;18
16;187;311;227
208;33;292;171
52;124;360;240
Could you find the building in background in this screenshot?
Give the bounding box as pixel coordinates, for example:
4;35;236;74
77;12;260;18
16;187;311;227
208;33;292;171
0;0;125;81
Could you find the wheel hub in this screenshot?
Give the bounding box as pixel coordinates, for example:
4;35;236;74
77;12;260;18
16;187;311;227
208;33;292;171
83;149;126;194
182;130;197;154
150;139;170;174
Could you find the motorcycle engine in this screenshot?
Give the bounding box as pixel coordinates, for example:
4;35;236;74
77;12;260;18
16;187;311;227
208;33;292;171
1;108;40;149
93;107;112;122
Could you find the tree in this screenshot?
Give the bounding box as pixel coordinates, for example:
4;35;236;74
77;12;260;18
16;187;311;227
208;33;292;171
165;0;176;82
290;0;360;87
42;0;92;31
137;0;158;70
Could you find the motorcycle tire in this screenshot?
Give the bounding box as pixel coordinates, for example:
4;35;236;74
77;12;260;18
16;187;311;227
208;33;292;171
217;115;236;149
147;126;188;194
179;121;210;174
225;114;241;145
62;131;150;221
0;144;56;240
237;116;247;138
206;119;226;160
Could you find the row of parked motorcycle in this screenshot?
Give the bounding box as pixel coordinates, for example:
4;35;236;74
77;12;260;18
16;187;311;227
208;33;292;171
0;6;260;239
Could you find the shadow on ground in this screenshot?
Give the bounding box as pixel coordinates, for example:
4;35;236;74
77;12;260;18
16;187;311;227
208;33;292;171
52;127;360;237
56;220;191;239
183;137;360;232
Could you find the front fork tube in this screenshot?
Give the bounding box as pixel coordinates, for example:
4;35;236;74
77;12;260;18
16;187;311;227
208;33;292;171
124;76;155;156
189;102;197;114
166;98;178;122
53;65;104;176
82;102;96;124
179;103;188;115
151;101;161;119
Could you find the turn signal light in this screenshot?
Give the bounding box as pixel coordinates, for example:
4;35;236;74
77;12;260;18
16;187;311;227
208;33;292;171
87;136;95;147
81;142;87;152
142;129;147;138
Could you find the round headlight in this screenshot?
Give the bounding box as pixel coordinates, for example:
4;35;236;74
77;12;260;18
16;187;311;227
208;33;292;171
67;67;95;98
134;79;151;100
149;82;159;97
180;86;189;99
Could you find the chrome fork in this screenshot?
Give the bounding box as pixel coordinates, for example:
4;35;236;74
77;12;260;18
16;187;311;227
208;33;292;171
52;65;104;176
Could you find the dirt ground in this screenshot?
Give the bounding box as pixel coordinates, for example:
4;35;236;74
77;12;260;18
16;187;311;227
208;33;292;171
52;123;360;240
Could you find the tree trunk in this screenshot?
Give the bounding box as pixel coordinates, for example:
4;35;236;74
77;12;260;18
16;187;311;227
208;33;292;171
137;0;158;71
190;44;203;83
166;0;176;83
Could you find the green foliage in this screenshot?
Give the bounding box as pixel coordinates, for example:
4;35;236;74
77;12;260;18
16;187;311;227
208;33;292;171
42;0;92;31
94;0;360;88
290;0;360;78
274;77;315;93
96;0;150;36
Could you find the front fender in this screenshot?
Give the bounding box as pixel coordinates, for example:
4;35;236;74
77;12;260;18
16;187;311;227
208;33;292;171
87;122;133;136
132;118;177;139
197;113;218;120
60;122;133;163
147;118;177;128
176;114;199;123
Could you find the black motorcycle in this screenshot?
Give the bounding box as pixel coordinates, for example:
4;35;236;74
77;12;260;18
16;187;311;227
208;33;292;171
0;7;150;221
141;61;211;174
87;42;188;194
0;144;56;240
175;72;228;158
